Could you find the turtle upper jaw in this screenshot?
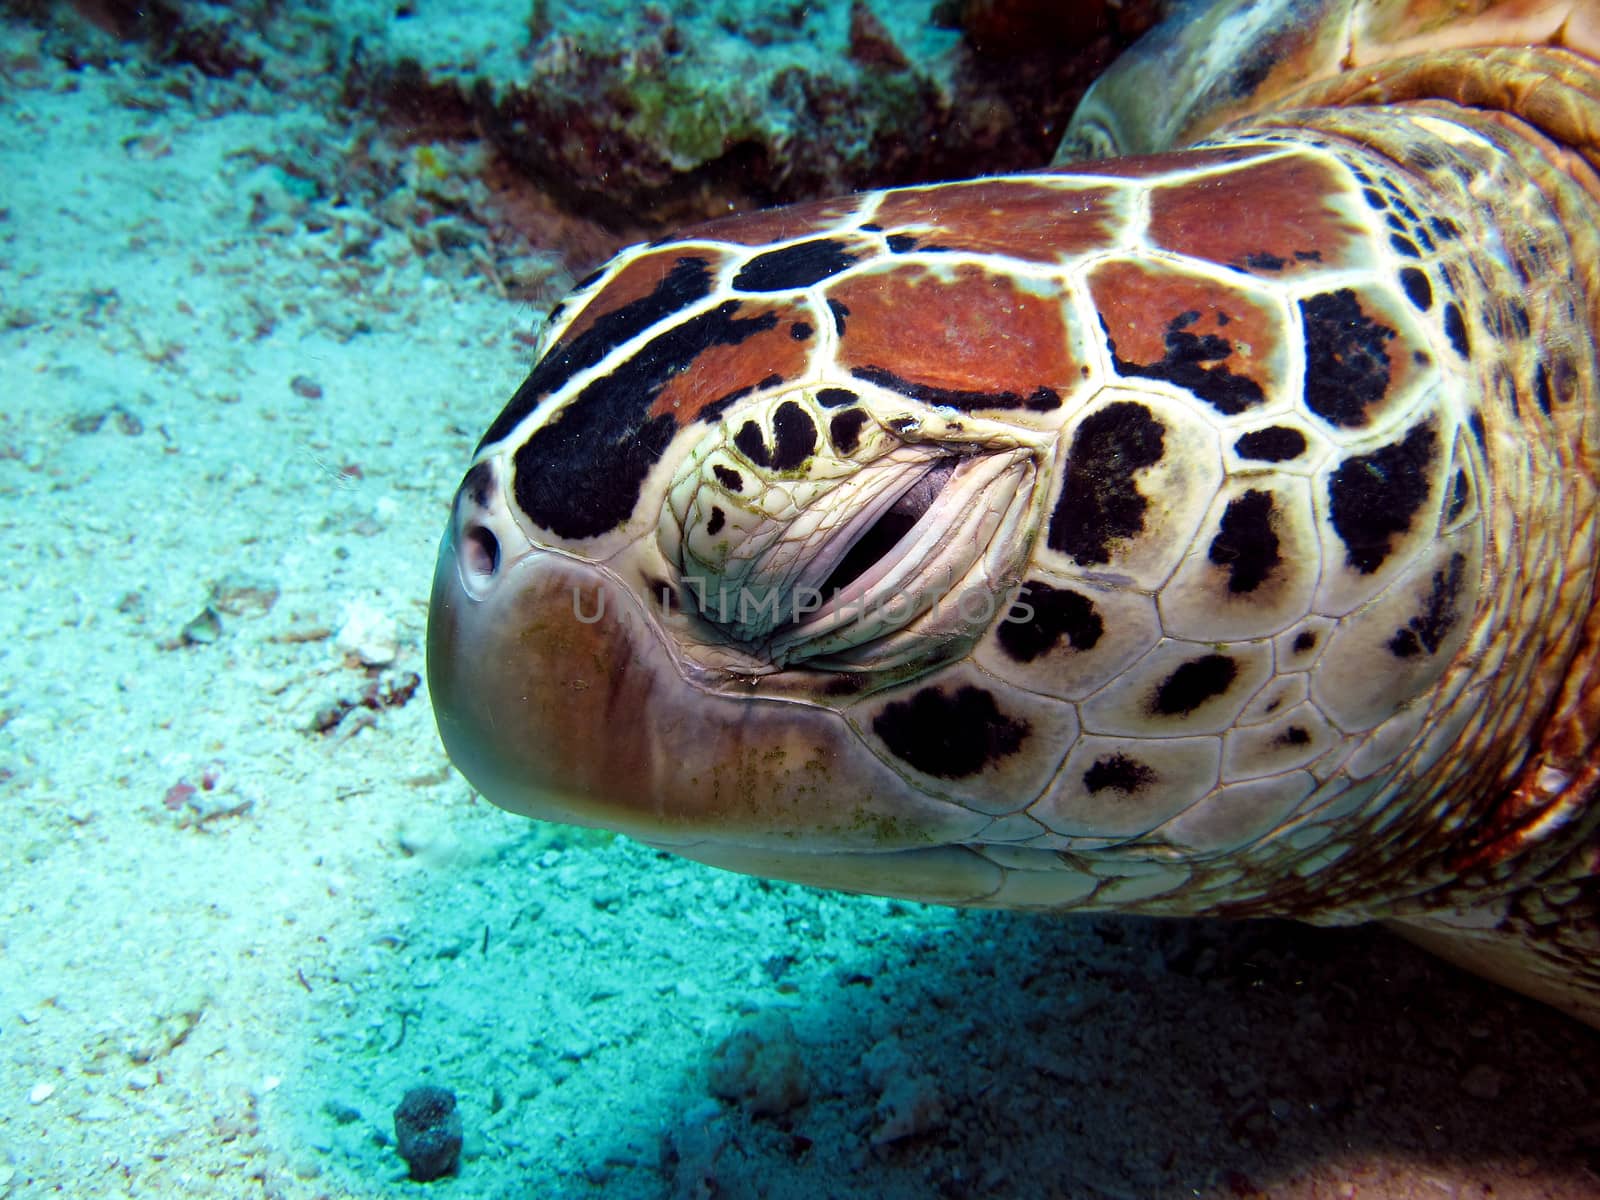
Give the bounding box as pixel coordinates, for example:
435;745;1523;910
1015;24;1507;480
428;536;1066;908
427;527;991;855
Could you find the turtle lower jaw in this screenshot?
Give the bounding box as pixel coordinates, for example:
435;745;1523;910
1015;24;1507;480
646;837;1015;906
427;535;990;853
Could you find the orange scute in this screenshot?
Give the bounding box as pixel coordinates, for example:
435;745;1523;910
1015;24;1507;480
555;247;736;350
871;178;1125;263
673;195;868;247
649;301;818;423
1088;257;1289;405
1147;151;1369;275
830;262;1080;401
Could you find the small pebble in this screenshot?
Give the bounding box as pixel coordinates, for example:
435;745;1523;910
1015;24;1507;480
28;1082;54;1104
394;1085;463;1182
872;1073;944;1145
336;601;399;666
323;1099;361;1125
210;574;280;618
180;607;223;646
707;1011;808;1117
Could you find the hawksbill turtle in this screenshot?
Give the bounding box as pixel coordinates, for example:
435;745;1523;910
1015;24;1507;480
427;0;1600;1028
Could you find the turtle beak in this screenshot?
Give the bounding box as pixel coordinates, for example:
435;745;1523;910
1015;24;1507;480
426;529;666;832
426;459;682;832
424;466;994;863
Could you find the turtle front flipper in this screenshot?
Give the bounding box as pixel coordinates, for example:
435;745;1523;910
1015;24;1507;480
1055;0;1353;159
1057;0;1600;160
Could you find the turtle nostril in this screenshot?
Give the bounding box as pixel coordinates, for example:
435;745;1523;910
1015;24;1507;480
462;525;500;578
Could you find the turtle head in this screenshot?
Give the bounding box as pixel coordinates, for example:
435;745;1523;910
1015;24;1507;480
431;158;1494;915
428;237;1062;901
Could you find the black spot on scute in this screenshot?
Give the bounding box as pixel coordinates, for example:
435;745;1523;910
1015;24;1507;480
1277;726;1310;746
735;419;771;467
1327;420;1437;574
1292;630;1316;654
829;408;869;454
828;299;850;335
1047;401;1165;565
1084;753;1156;794
817;387;858;408
1399;268;1432;312
789;321;813;341
997;581;1103;662
1234;426;1306;462
479;256;714;452
1106;313;1264;416
1241;251;1286;272
515;410;675;540
1388;234;1420;259
1300;289;1395;428
872;686;1030;779
1442;301;1470;357
1388;553;1467;658
512;298;779;539
1533;362;1553;414
1151;654;1237;716
712;464;744;492
769;401;817;470
734;239;859;292
886;233;918;253
706;506;725;536
1208;489;1280;594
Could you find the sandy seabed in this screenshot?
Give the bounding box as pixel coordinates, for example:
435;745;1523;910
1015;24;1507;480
1;15;1597;1200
